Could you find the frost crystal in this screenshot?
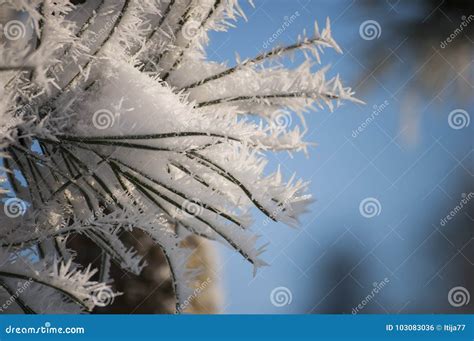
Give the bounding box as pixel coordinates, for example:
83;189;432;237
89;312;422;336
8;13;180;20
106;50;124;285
0;0;359;313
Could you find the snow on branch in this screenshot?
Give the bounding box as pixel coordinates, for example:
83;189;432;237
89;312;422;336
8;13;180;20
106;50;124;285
0;0;359;313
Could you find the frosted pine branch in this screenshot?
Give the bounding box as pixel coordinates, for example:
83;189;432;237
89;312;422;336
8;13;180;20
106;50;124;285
0;0;360;313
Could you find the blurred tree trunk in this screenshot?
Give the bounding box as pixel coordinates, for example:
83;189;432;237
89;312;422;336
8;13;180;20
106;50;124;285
68;231;220;314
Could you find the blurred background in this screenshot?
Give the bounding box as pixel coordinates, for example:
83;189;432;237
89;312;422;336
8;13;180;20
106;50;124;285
208;0;473;314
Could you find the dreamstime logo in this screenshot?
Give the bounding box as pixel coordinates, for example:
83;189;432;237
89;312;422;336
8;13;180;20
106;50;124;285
270;286;293;307
189;5;207;22
448;109;470;130
0;20;26;41
440;192;473;227
88;12;120;45
3;198;27;218
0;278;33;312
182;20;200;40
352;277;390;314
262;11;300;49
181;199;204;218
92;109;118;130
271;109;292;130
440;15;474;49
262;197;291;227
359;197;381;218
352;100;390;138
359;20;382;40
176;277;212;314
92;286;115;307
448;286;470;307
5;321;85;334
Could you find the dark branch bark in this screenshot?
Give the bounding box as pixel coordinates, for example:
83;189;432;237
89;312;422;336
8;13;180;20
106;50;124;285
141;0;194;72
181;37;333;90
161;0;222;81
195;91;340;108
0;279;36;314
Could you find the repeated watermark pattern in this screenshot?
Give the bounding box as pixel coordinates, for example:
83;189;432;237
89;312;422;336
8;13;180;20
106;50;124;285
3;197;27;218
440;15;474;49
447;286;470;308
262;11;301;49
0;0;471;317
88;12;120;46
180;198;204;219
271;109;293;130
82;186;155;226
92;109;119;130
270;286;293;307
262;197;291;227
0;20;26;41
352;278;390;314
176;277;212;313
182;20;201;40
352;100;390;138
448;109;470;130
92;286;116;307
359;20;381;40
359;197;382;218
0;278;33;313
439;192;473;227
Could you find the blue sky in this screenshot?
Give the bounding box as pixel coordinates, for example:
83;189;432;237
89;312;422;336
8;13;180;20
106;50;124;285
205;0;473;313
